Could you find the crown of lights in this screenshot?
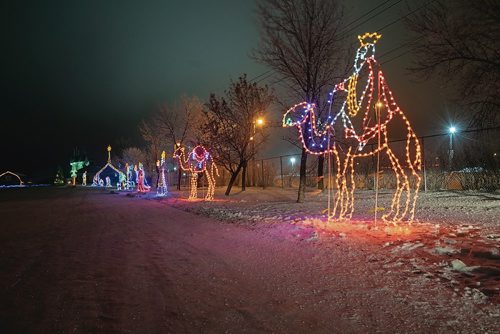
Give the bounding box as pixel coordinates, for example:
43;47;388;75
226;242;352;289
357;32;382;47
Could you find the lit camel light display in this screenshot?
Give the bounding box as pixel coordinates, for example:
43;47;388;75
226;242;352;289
173;144;219;201
283;33;421;224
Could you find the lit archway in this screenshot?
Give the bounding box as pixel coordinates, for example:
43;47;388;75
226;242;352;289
0;171;24;186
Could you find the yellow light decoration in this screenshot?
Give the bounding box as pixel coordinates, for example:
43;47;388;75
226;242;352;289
347;74;360;116
173;144;219;201
357;32;382;47
283;32;422;225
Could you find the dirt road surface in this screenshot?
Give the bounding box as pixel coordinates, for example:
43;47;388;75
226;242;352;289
0;188;498;333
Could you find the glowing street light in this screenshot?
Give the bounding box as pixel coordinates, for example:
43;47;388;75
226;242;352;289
251;117;265;186
448;125;457;170
290;157;296;165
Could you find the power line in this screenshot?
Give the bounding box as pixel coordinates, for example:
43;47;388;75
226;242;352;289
381;46;417;65
377;37;422;59
248;69;274;83
255;70;277;84
258;126;500;161
249;0;405;84
376;0;437;32
340;0;404;38
343;0;395;29
268;0;437;88
375;0;438;64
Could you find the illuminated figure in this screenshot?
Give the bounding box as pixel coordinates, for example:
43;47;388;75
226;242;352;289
156;151;168;196
105;176;111;187
125;163;135;190
173;144;218;201
283;33;421;224
136;162;150;193
82;171;87;186
93;174;100;186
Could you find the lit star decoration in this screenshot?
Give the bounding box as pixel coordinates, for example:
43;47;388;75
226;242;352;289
283;32;422;224
173;144;219;201
156;151;168;197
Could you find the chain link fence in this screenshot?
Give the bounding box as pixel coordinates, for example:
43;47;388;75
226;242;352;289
162;127;499;192
250;127;500;192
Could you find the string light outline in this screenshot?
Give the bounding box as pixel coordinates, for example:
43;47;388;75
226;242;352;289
283;32;422;223
173;144;219;201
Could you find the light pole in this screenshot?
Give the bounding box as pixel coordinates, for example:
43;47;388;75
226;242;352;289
289;157;296;188
448;126;456;170
374;101;383;223
251;117;265;186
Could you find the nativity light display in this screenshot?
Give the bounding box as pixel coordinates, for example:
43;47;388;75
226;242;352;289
173;144;218;201
0;171;24;187
283;32;421;224
156;151;168;196
92;145;126;188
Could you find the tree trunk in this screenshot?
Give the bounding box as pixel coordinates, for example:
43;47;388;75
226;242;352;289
225;162;243;196
317;155;324;190
297;147;308;203
156;165;160;188
241;160;247;191
176;168;181;191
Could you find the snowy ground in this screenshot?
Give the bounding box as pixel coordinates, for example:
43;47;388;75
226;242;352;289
0;187;498;333
166;187;500;299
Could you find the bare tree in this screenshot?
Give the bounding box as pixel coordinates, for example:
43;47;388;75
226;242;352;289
405;0;500;128
154;95;204;189
254;0;348;202
202;75;274;195
139;119;164;184
120;147;147;168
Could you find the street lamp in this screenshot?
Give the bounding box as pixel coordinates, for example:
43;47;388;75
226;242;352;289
448;126;457;170
290;157;296;166
251;117;265;186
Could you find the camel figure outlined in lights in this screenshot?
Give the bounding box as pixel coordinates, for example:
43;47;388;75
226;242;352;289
173;144;219;201
283;32;421;224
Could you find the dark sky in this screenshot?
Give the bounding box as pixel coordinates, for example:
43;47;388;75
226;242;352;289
1;0;450;179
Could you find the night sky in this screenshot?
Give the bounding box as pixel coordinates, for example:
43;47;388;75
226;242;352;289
2;0;449;179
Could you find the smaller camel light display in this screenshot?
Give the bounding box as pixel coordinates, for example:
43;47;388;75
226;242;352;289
173;144;218;201
283;32;422;224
